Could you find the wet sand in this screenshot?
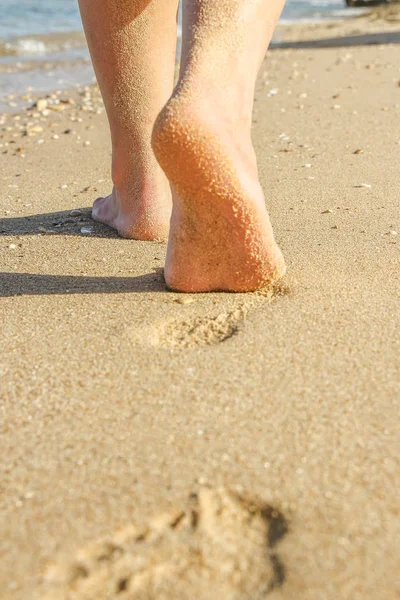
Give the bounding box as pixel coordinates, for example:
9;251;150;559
1;11;400;600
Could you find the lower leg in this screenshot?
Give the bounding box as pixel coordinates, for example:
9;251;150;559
78;0;179;239
153;0;286;291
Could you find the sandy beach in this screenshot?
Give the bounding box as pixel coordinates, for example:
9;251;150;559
1;8;400;600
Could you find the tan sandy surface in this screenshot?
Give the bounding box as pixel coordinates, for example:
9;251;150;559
1;12;400;600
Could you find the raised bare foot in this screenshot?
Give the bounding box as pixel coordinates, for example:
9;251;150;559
152;93;286;292
92;175;171;241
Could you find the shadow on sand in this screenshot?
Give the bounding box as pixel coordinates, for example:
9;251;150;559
271;30;400;49
0;208;119;238
0;271;167;297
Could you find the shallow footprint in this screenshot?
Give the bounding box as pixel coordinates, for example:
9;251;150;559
152;279;290;349
40;487;288;600
156;307;247;348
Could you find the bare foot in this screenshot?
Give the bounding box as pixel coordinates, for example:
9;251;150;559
92;177;171;241
152;93;286;292
78;0;178;241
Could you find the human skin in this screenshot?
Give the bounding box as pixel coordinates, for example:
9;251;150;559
77;0;179;240
78;0;286;291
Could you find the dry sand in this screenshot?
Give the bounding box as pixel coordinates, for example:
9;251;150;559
1;10;400;600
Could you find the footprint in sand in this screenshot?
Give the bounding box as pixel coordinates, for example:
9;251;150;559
40;487;288;600
153;280;289;349
157;307;247;348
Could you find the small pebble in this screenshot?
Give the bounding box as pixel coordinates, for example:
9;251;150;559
321;209;333;214
354;183;371;188
175;297;195;305
80;227;93;234
9;244;17;249
35;99;48;111
26;125;43;135
51;134;59;140
353;149;364;155
60;184;68;190
70;209;83;216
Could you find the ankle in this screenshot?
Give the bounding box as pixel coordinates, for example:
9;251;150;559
178;50;257;118
157;84;254;149
152;91;257;186
111;150;166;196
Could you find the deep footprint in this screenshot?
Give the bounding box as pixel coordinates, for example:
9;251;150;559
40;487;288;600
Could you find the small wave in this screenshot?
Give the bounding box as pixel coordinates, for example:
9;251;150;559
3;38;47;56
305;0;345;6
0;31;87;58
330;6;370;17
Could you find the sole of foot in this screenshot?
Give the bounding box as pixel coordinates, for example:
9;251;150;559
152;95;286;293
92;184;171;241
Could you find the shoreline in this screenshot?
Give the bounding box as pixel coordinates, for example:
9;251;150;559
2;5;400;110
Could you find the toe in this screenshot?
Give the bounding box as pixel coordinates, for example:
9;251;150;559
92;195;109;221
92;196;106;211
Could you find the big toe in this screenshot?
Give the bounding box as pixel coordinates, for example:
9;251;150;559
92;195;111;220
93;196;104;207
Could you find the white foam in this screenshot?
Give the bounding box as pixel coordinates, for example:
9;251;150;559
5;38;47;55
